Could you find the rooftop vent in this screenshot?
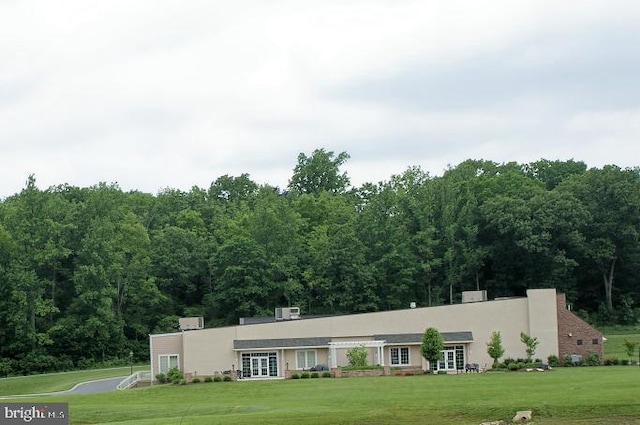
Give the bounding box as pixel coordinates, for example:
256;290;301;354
275;307;300;321
179;317;204;330
461;290;488;303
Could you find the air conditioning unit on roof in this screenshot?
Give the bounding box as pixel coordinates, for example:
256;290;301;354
179;317;204;330
275;307;300;321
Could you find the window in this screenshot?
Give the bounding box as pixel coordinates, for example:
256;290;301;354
577;339;583;346
592;339;599;345
390;347;410;366
296;350;317;370
158;354;179;373
241;352;278;378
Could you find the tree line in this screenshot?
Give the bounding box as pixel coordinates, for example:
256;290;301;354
1;149;639;375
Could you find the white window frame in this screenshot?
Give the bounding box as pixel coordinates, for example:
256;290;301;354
158;354;180;374
295;350;317;370
389;347;411;366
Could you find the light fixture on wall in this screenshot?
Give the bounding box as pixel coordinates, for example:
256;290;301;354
568;333;573;337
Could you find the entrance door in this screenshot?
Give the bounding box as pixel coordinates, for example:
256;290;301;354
250;356;270;377
438;350;456;372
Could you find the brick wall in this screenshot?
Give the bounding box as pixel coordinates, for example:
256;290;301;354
556;294;603;362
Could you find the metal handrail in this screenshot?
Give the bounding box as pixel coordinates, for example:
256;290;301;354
116;370;152;390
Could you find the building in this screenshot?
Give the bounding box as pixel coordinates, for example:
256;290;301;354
149;288;603;381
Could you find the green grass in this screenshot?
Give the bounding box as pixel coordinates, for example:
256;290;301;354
0;366;149;396
19;367;640;425
602;325;640;360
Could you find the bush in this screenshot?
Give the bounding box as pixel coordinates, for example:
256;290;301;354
155;373;167;384
167;368;184;384
321;371;331;378
192;377;201;383
346;345;368;368
223;375;232;381
547;355;560;367
300;372;310;379
621;359;630;366
204;376;213;383
291;373;300;379
585;352;600;366
213;376;222;382
508;363;519;371
503;358;516;366
310;372;319;378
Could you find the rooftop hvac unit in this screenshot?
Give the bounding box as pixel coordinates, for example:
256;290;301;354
179;317;204;330
275;307;300;321
461;290;488;303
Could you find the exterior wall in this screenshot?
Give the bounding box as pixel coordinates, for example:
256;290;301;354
556;293;603;361
282;348;329;371
183;326;237;376
150;333;183;379
527;289;560;360
151;288;563;378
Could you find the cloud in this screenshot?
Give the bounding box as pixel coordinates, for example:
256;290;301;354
1;1;639;197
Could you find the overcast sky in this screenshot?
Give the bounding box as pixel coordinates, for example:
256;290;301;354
2;1;639;198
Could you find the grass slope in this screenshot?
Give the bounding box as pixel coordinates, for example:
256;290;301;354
28;367;640;425
0;366;149;396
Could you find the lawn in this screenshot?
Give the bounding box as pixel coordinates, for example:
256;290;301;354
22;367;640;425
0;366;149;396
602;326;640;361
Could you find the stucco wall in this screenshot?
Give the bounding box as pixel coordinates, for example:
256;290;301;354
150;333;183;378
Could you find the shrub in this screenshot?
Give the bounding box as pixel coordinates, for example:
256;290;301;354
310;372;319;378
621;359;630;366
167;368;184;384
547;355;560;367
223;375;232;381
300;372;310;379
204;376;213;383
192;377;201;383
346;345;368;368
585;352;600;366
508;363;519;371
155;373;167;384
516;362;526;370
291;373;300;379
213;376;222;382
503;358;515;366
321;371;331;378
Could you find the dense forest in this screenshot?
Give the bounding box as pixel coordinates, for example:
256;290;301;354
1;149;639;376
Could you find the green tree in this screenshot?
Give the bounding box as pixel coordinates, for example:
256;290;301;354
421;327;444;368
520;332;539;361
623;339;638;360
288;148;351;195
346;345;368;368
558;166;640;311
487;331;505;366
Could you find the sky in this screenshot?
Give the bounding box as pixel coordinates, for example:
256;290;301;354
2;1;640;198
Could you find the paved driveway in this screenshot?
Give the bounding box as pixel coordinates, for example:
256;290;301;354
0;376;126;399
59;377;125;395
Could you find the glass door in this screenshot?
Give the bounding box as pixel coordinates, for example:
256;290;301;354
437;350;456;371
251;356;270;377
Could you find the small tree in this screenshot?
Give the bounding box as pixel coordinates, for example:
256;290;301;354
487;331;505;367
623;339;638;361
346;345;368;368
520;332;539;361
421;327;444;370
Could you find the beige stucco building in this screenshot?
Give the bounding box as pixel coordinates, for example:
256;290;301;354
149;288;602;381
